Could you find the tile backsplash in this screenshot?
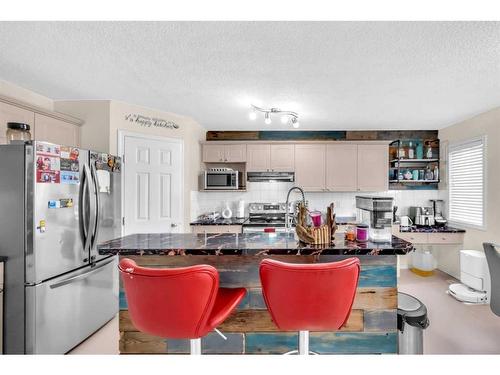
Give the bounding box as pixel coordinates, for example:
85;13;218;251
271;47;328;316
191;182;446;220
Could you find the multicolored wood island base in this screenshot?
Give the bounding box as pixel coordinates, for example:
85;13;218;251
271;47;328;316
98;232;414;355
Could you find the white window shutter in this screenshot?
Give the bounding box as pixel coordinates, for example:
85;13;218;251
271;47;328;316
448;137;486;229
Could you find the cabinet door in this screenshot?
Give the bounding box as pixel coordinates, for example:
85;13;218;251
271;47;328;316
357;144;389;191
34;114;80;147
270;144;295;171
326;144;357;191
0;101;35;144
225;144;246;162
202;144;225;162
246;144;271;171
295;144;326;191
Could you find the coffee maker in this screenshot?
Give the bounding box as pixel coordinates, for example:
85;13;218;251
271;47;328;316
430;199;447;227
356;196;394;243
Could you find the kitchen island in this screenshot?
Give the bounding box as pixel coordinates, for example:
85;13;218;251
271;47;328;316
99;232;413;354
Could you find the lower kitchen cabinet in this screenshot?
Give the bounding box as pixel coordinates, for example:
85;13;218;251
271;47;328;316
393;229;465;245
191;225;243;234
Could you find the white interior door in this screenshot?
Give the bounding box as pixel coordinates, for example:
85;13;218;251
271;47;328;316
122;133;183;234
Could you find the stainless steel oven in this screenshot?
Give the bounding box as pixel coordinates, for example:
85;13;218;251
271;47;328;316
204;169;241;190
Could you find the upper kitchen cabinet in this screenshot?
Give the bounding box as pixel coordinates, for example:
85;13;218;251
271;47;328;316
326;144;358;191
34;113;81;147
202;144;246;163
0;101;35;144
270;144;294;171
225;144;247;162
357;144;389;191
295;144;326;191
247;144;271;171
247;144;295;172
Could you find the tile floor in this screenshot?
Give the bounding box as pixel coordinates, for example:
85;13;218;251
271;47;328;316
68;269;500;355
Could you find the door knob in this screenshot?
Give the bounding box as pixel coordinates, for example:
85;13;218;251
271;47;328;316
171;223;178;228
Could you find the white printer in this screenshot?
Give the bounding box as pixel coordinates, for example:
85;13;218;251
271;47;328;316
448;250;491;304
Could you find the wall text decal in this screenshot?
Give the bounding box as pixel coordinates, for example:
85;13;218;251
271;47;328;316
125;114;180;129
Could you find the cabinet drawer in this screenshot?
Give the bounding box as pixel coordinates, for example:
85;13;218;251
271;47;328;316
395;232;428;244
191;225;242;234
428;233;464;244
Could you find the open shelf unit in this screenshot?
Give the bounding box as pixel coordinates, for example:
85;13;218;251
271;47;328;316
389;138;440;190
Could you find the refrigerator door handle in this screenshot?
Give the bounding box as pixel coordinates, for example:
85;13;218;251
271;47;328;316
49;258;114;289
80;164;94;255
90;163;101;251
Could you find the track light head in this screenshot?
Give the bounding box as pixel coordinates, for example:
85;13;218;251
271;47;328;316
264;112;272;125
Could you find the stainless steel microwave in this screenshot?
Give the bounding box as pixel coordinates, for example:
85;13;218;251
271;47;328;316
204;170;242;190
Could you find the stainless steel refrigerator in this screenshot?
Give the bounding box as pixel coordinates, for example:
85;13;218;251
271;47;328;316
0;141;121;354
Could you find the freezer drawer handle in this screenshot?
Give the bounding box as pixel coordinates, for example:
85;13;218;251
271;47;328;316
49;258;114;289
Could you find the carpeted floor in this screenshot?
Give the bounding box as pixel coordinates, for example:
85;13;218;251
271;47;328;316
399;269;500;354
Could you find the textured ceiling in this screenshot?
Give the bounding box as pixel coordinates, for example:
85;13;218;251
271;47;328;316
0;21;499;130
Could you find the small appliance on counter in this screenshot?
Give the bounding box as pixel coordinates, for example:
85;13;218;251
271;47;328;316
409;206;435;227
448;250;491;304
430;199;447;227
203;168;242;190
355;196;394;243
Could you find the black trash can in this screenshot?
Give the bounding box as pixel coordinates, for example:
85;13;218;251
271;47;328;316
397;292;430;354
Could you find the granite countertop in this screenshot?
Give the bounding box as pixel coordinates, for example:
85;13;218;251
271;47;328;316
190;216;358;226
98;232;414;256
399;225;465;233
190;217;248;225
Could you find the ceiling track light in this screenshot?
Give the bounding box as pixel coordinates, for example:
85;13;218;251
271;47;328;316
249;104;299;128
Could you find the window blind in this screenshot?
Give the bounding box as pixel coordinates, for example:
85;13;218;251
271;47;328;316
448;137;485;228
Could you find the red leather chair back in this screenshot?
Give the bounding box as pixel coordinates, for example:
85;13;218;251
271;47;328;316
260;258;360;331
119;258;219;339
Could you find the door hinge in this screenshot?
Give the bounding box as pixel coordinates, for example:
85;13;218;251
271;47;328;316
122;217;125;226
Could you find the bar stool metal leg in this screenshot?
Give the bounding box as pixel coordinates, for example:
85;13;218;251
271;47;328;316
190;338;202;355
298;331;309;355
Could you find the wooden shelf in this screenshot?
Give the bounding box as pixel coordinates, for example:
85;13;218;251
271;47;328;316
390;158;438;163
199;189;247;192
390;180;439;183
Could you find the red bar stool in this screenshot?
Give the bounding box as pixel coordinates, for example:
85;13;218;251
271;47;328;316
259;257;360;355
119;258;246;355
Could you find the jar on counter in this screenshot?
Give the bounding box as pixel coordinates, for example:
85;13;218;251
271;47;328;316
345;225;356;242
356;224;369;242
6;122;31;143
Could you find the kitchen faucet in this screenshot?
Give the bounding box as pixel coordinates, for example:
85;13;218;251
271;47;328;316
285;186;306;233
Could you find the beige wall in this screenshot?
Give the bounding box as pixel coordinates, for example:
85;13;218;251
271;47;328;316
0;78;54;111
54;99;205;231
54;100;111;152
438;106;500;276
